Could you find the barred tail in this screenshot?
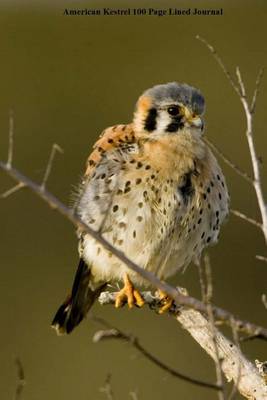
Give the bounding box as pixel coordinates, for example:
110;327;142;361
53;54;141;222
51;258;105;335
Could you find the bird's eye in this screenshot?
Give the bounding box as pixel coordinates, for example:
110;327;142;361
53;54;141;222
167;106;180;116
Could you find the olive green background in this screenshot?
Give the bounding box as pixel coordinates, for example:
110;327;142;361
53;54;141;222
0;1;267;399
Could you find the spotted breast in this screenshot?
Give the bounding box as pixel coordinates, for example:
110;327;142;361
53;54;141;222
77;123;229;287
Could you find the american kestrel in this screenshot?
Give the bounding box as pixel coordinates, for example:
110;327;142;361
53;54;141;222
52;82;229;335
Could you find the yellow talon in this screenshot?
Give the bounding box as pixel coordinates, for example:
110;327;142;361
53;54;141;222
158;289;174;314
115;274;145;308
133;289;145;307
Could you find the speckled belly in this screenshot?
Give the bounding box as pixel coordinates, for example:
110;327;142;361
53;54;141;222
78;158;227;287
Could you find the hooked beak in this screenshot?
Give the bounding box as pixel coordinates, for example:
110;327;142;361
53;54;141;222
183;108;203;130
190;116;203;130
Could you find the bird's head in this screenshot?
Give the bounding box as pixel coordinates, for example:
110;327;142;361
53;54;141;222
133;82;205;137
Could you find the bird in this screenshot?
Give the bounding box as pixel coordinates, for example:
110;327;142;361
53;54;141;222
51;82;229;335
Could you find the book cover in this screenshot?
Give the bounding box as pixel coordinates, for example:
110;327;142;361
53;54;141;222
0;1;266;399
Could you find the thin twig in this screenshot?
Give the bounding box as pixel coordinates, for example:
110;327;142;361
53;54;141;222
7;109;14;169
92;315;222;392
250;68;264;114
41;143;63;191
236;67;246;98
240;86;267;244
196;36;241;97
1;161;267;342
240;333;267;342
204;137;252;184
13;357;25;400
230;209;262;229
1;182;25;199
99;374;115;400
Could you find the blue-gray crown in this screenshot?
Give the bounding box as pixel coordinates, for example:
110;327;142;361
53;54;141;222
143;82;205;115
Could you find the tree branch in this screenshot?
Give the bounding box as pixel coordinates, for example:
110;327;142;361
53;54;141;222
196;36;241;97
251;68;264;114
203;137;252;185
98;292;267;400
1;182;25;199
178;309;267;400
41;143;63;191
92;315;222;392
230;209;262;230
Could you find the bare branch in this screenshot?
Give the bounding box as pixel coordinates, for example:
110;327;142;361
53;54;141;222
241;91;267;243
240;333;267;342
196;36;241;97
99;290;267;343
236;67;246;98
204;137;252;184
230;209;262;229
98;292;267;399
40;143;63;191
13;357;25;400
7;109;14;169
250;68;264;114
92;315;222;392
1;182;25;199
178;309;267;400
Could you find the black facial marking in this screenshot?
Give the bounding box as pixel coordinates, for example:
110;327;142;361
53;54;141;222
144;108;157;132
179;171;195;204
166;115;184;132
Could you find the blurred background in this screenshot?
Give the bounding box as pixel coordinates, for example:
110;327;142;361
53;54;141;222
0;0;267;399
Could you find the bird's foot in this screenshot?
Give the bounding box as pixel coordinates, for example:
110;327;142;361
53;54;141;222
115;274;145;308
157;290;174;314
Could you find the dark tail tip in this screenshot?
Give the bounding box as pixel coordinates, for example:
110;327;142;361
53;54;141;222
51;258;106;335
51;295;84;335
